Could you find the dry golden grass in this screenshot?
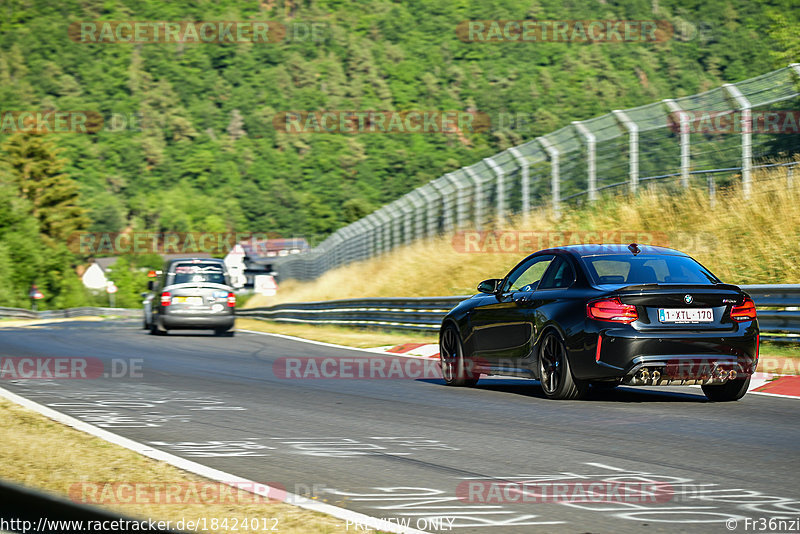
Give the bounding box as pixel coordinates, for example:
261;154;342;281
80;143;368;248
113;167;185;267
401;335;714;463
236;318;437;347
247;164;800;307
0;398;363;533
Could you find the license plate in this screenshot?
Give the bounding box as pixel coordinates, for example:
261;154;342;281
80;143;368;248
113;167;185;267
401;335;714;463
173;296;203;305
658;308;713;323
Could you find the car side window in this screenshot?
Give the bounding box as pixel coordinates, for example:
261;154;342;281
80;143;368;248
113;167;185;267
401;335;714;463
503;255;554;292
539;256;576;289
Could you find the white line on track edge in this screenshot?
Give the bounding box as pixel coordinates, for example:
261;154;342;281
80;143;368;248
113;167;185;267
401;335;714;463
0;385;428;534
237;328;415;354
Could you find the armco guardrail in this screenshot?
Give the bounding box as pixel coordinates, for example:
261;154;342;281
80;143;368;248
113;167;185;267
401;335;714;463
0;307;140;320
740;285;800;337
238;296;469;331
240;285;800;339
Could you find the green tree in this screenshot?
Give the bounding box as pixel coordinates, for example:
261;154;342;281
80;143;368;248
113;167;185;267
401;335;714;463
0;133;88;243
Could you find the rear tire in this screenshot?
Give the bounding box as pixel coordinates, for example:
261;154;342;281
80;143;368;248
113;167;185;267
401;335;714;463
439;325;479;387
702;376;750;402
149;322;166;336
538;331;587;400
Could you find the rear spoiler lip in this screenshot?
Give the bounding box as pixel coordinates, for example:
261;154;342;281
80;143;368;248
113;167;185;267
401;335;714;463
609;283;743;293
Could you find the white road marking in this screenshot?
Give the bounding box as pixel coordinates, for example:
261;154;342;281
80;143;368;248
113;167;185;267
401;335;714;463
0;385;428;534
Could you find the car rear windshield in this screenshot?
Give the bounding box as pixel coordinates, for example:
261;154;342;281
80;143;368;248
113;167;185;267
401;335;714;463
581;254;719;285
170;264;227;285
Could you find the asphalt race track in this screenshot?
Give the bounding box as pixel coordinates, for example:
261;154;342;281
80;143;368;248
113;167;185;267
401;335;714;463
1;320;799;533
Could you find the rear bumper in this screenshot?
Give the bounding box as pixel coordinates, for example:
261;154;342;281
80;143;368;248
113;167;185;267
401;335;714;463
573;321;758;383
159;312;235;330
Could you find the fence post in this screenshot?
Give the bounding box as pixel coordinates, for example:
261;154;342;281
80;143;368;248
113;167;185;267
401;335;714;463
462;166;484;230
431;179;453;233
484;156;505;226
708;174;716;209
663;99;690;188
612;110;639;195
537;136;560;217
507;147;530;221
416;184;438;238
360;217;376;259
571;121;597;201
406;191;425;241
372;209;389;255
722;83;752;199
789;164;795;189
390;202;403;250
444;173;466;229
398;197;415;245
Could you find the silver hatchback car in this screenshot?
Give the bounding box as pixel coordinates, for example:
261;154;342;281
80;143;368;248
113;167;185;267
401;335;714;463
143;258;236;336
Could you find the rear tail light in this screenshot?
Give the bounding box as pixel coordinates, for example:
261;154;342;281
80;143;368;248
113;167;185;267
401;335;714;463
227;292;236;307
160;291;172;306
730;297;757;322
587;298;638;323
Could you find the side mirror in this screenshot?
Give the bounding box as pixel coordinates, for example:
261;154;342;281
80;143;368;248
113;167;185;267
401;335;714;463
147;280;155;291
477;279;501;294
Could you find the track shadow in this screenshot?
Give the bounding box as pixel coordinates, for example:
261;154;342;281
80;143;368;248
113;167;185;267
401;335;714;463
417;377;708;402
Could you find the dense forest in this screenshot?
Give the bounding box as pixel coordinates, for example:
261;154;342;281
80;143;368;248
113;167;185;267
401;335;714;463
0;0;798;307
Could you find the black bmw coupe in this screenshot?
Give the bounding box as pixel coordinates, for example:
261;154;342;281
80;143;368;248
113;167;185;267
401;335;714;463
439;244;758;401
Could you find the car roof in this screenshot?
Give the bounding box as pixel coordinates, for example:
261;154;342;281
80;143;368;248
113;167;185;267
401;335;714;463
167;257;225;264
537;244;689;258
165;258;226;271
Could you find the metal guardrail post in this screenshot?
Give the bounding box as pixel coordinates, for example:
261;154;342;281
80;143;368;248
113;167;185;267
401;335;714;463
663;99;690;188
571;121;597;201
461;166;483;230
507;147;530;219
537;136;560;217
722;83;753;199
483;156;505;226
612;110;639;195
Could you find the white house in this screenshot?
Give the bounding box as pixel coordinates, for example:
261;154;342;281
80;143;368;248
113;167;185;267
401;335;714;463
81;257;118;290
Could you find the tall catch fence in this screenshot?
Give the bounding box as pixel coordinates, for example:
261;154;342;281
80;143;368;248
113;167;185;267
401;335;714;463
274;64;800;281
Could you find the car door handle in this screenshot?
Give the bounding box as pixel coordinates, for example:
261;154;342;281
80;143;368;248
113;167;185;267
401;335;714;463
514;295;531;303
